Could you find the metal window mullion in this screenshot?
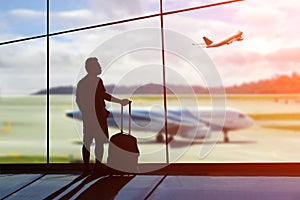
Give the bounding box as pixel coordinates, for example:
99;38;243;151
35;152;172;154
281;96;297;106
160;0;169;164
46;0;50;164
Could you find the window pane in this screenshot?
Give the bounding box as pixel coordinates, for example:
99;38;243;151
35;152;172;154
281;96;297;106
163;2;300;163
50;0;160;33
0;0;46;43
0;39;46;163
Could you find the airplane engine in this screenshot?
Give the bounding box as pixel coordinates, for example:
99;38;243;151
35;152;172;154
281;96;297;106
179;127;211;139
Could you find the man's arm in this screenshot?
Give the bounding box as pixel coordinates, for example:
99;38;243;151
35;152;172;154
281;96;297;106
104;93;131;106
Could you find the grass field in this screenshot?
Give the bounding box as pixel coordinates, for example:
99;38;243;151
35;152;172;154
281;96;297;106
1;94;300;163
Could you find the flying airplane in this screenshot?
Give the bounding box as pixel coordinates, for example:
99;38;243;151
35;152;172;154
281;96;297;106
66;107;254;143
193;30;243;48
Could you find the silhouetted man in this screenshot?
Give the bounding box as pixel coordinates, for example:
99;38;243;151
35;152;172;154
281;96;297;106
76;57;130;176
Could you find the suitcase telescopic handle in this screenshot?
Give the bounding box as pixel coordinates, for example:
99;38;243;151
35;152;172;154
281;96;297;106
129;101;131;135
120;101;132;135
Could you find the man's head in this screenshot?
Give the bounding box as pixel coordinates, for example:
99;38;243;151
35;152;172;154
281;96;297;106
85;57;102;75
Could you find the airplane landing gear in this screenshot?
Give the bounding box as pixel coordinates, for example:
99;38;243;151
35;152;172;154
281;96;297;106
223;130;229;143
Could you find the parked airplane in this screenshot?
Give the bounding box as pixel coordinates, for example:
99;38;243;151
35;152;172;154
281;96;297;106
66;107;253;143
193;30;243;48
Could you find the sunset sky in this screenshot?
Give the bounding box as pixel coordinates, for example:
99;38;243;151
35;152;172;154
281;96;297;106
0;0;299;94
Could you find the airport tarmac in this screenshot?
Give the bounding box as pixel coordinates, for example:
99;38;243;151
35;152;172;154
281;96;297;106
130;123;300;164
1;95;300;164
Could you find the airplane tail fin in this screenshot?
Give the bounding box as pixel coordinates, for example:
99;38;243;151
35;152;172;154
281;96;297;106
203;37;213;45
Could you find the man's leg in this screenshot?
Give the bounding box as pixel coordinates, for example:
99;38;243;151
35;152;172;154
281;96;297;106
82;134;93;175
93;133;107;176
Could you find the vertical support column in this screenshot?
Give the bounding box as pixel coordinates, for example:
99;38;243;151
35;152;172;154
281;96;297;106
160;0;169;164
46;0;50;164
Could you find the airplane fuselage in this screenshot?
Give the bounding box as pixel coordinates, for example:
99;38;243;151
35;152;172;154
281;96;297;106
202;30;243;48
66;106;254;142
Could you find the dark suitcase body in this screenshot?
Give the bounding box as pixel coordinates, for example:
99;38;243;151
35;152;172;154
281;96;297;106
107;102;140;174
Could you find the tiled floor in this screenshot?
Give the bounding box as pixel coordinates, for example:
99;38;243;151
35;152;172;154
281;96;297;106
1;174;300;200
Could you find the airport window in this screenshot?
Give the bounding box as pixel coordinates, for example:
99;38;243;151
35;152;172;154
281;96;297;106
0;39;47;163
1;0;299;167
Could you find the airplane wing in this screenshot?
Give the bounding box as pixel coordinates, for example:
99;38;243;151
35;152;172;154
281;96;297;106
155;109;213;141
109;108;208;130
226;36;243;44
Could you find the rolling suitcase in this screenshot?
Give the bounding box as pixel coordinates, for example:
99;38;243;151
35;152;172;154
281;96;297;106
107;102;139;174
